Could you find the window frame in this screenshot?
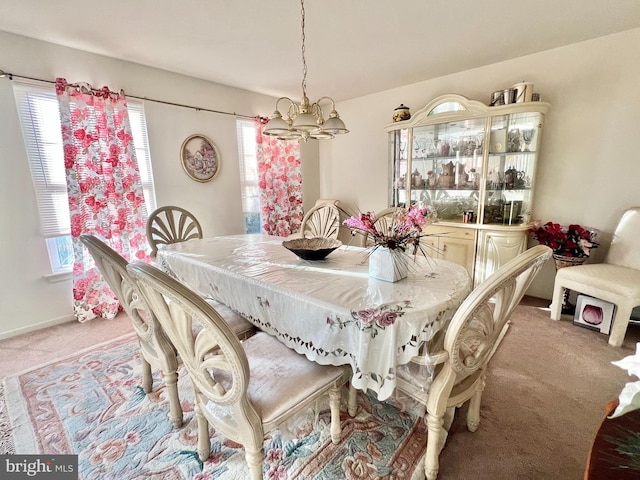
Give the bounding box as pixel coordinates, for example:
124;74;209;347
13;79;157;274
236;119;262;234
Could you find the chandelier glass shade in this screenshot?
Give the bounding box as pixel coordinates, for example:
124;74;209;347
263;0;348;141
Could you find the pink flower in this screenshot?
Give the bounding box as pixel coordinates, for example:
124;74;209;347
377;311;398;327
357;309;378;325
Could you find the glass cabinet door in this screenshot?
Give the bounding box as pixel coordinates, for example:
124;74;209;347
485;111;543;225
389;128;409;207
407;117;486;222
388;95;548;228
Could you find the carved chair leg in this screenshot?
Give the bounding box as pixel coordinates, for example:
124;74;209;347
348;383;358;417
195;399;211;461
245;447;264;480
329;385;342;444
164;370;183;428
424;412;445;480
140;357;153;393
467;375;486;432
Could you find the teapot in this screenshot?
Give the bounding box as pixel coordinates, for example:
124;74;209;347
504;168;526;189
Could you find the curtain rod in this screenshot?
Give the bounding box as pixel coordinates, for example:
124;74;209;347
0;69;255;119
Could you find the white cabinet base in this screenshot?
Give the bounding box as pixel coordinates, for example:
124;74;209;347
474;228;528;285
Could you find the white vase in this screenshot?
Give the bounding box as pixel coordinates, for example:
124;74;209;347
369;247;409;282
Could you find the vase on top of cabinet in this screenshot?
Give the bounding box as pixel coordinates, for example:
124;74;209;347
387;93;551;286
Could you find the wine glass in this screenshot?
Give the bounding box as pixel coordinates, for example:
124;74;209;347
522;128;535;152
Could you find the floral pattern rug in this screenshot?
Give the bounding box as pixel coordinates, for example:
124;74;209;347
1;334;427;479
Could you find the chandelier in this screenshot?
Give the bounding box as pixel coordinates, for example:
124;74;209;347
263;0;348;141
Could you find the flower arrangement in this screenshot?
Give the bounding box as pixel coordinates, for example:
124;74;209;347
343;204;438;256
528;221;599;258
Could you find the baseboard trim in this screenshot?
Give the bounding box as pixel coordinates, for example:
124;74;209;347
0;314;75;340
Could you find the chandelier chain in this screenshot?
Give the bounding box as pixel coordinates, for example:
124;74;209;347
261;0;347;140
300;0;307;97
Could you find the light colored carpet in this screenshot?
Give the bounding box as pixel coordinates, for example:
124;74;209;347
1;299;639;479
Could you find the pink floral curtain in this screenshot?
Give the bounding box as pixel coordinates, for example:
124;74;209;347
254;117;304;236
56;78;150;322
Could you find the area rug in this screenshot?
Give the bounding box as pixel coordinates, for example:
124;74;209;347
1;334;427;479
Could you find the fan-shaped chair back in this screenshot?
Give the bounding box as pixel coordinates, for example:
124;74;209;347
363;207;405;246
300;202;340;239
146;206;203;256
127;261;348;480
79;234;183;427
396;245;552;480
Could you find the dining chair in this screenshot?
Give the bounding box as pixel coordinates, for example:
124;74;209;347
146;205;203;257
363;207;404;246
79;234;184;428
80;234;257;428
550;207;640;347
395;244;552;480
127;261;349;480
298;202;341;239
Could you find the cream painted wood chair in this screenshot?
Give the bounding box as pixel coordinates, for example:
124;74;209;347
127;261;349;480
298;202;341;239
363;207;405;246
551;207;640;347
80;235;256;428
80;234;184;427
396;245;552;480
146;205;203;257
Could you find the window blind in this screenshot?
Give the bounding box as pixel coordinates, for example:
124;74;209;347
13;79;156;237
236;119;260;214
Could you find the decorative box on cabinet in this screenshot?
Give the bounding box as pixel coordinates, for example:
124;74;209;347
387;94;550;285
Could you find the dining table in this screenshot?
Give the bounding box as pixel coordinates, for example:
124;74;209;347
156;234;472;401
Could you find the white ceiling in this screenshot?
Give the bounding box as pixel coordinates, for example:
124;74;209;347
1;0;640;102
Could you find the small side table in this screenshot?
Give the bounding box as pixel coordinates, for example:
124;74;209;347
553;254;587;315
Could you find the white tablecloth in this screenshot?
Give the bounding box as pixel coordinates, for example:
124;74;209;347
157;234;471;400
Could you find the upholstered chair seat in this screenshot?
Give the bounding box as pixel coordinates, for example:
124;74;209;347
557;264;640;298
207;332;346;430
206;298;256;340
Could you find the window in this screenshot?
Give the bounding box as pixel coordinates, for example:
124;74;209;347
13;79;156;273
236;119;261;234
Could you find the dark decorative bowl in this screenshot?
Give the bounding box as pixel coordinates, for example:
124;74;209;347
282;237;342;261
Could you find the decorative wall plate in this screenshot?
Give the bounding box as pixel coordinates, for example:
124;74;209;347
180;134;220;182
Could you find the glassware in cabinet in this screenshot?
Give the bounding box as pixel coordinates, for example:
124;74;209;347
484;112;544;225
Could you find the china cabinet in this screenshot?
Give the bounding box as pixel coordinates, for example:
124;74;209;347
386;94;551;285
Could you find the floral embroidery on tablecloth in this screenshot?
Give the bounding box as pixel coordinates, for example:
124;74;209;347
327;301;413;338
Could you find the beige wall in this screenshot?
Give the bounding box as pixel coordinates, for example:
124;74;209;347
319;28;640;299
